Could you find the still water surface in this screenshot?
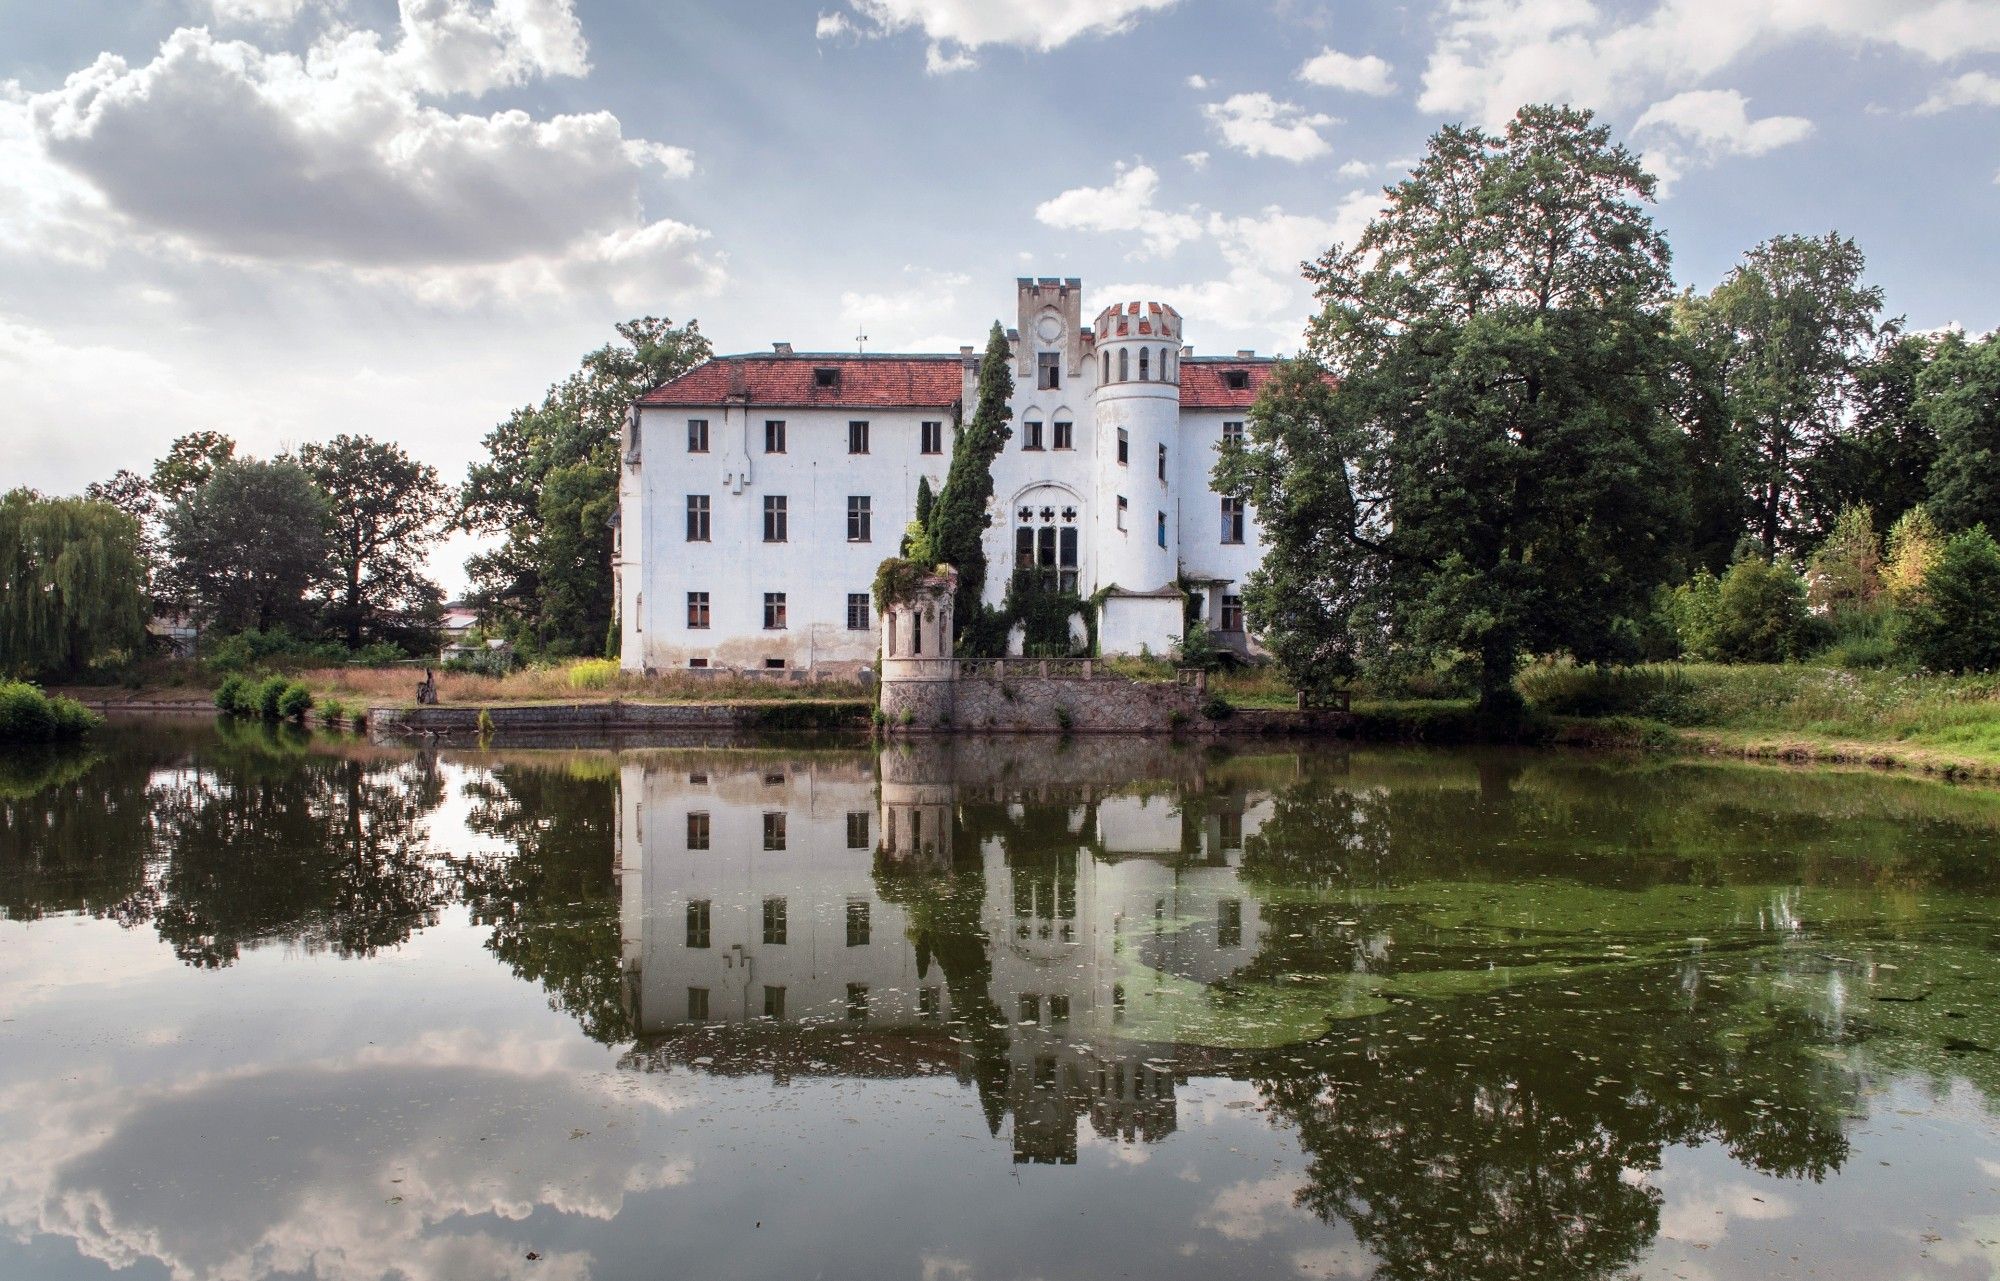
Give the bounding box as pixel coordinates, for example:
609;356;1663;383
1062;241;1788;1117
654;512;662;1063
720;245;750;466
2;720;1998;1280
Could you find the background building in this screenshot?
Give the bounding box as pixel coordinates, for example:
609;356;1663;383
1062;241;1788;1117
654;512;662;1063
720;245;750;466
618;278;1275;674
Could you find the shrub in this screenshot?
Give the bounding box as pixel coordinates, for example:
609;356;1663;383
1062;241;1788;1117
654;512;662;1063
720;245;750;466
1806;503;1883;615
318;698;347;725
1897;527;2000;674
0;682;100;743
202;628;347;675
1884;506;1944;603
1709;556;1811;662
567;658;621;691
444;647;517;677
254;674;291;720
1200;693;1234;721
277;682;313;721
213;674;251;715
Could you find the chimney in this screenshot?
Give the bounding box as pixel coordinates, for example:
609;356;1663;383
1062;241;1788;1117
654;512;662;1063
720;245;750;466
1182;345;1194;357
773;342;794;355
1237;349;1255;358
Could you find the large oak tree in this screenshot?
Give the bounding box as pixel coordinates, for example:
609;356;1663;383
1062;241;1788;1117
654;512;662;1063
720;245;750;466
1218;105;1687;715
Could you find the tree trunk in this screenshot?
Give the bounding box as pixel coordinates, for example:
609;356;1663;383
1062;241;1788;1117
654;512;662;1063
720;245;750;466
1476;635;1523;727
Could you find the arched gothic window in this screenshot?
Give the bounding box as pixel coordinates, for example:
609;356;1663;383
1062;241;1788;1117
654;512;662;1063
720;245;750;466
1139;348;1150;381
1102;350;1111;382
1118;348;1128;382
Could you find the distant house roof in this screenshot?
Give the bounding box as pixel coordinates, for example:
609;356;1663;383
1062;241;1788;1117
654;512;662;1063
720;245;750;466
637;354;964;410
634;351;1282;412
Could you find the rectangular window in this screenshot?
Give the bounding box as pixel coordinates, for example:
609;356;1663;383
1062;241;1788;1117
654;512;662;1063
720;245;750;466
846;983;869;1021
763;811;787;850
846;810;870;849
1116;496;1128;531
1018;993;1040;1025
1221;497;1245;544
764;657;786;669
689;657;708;669
1218;898;1243;949
846;899;870;947
763;495;788;542
847;495;872;543
921;420;943;454
1022;420;1044;450
1050;994;1070;1025
686;591;709;629
762;896;787;945
1222;420;1246;447
764;419;786;453
1219;810;1244;849
763;592;787;630
1112;982;1126;1023
686;811;710;850
848;420;869;454
1157;511;1167;548
685;495;710;542
686;987;709;1020
1221;593;1244;632
919;986;940;1019
1158;443;1167;480
1059;527;1078;593
685;900;710;948
1015;526;1034;570
763;985;786;1020
1117;427;1129;465
1053;420;1073;450
1037;351;1061;390
687;418;709;452
846;593;870;631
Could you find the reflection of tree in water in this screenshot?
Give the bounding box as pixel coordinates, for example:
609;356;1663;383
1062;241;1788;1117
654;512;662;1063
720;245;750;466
0;746;150;923
455;757;630;1044
1255;964;1854;1281
140;721;450;967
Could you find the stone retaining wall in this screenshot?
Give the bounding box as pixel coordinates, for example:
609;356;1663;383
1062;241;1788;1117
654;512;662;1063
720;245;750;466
368;700;869;742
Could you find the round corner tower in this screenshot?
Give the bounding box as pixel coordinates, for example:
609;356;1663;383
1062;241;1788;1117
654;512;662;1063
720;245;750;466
1091;300;1184;594
878;568;957;729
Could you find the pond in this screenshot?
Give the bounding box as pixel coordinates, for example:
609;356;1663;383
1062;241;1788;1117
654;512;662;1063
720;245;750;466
2;719;1998;1280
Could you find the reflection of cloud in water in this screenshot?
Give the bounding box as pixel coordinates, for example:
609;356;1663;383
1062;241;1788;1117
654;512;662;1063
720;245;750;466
1196;1172;1314;1242
1642;1171;1794;1245
0;1035;694;1281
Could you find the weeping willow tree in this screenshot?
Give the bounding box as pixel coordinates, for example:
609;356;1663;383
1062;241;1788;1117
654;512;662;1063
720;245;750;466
0;489;149;679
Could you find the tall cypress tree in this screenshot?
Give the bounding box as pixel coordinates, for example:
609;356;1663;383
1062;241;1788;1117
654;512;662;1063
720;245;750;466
927;322;1013;636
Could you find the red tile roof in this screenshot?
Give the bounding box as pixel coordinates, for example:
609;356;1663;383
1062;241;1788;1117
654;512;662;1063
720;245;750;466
634;352;1278;411
1181;359;1276;409
637;354;964;409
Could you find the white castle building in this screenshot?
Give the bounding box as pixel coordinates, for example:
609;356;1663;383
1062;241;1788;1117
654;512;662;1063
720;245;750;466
617;278;1273;674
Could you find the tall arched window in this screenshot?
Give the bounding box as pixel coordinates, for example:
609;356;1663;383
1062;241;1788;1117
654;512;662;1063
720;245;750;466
1102;350;1110;383
1118;348;1129;382
1163;348;1173;381
887;616;898;657
1139;348;1150;381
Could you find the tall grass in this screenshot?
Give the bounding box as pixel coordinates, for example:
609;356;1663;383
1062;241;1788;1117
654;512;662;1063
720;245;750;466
295;660;869;706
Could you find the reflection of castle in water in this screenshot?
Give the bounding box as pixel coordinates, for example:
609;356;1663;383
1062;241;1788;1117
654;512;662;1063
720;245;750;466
617;740;1273;1162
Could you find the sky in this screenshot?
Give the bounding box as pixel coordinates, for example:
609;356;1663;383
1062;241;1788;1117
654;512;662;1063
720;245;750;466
3;0;1997;589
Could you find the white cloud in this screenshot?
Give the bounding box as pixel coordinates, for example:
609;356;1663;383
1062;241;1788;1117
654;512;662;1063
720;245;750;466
200;0;314;24
1187;73;1209;89
815;10;855;38
1297;47;1396;95
924;42;978;74
1917;70;2000;113
1633;88;1812;190
1419;0;2000;128
8;7;714;301
1203;92;1336;162
840;268;972;347
835;0;1180;68
1034;163;1202;257
1183;149;1210;169
1336;158;1374;177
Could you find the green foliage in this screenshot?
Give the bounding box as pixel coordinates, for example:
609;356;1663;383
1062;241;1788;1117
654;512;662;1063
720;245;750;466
872;557;935;611
1001;571;1090;657
318;698;347;725
567;658;620;690
0;490;149;681
213;674;250;715
443;646;518;676
927;323;1013;641
149;431;236;508
0;681;100;743
162;459;331;634
461;317;710;654
1227;106;1685;715
299;434;450;650
276;682;313;721
1921;331;2000;535
1897;527;2000;674
1200;693;1234;721
1708;555;1812;663
1805;333;1939;534
253;674;291;720
1804;503;1883;617
200;627;350;674
1681;232;1888;554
